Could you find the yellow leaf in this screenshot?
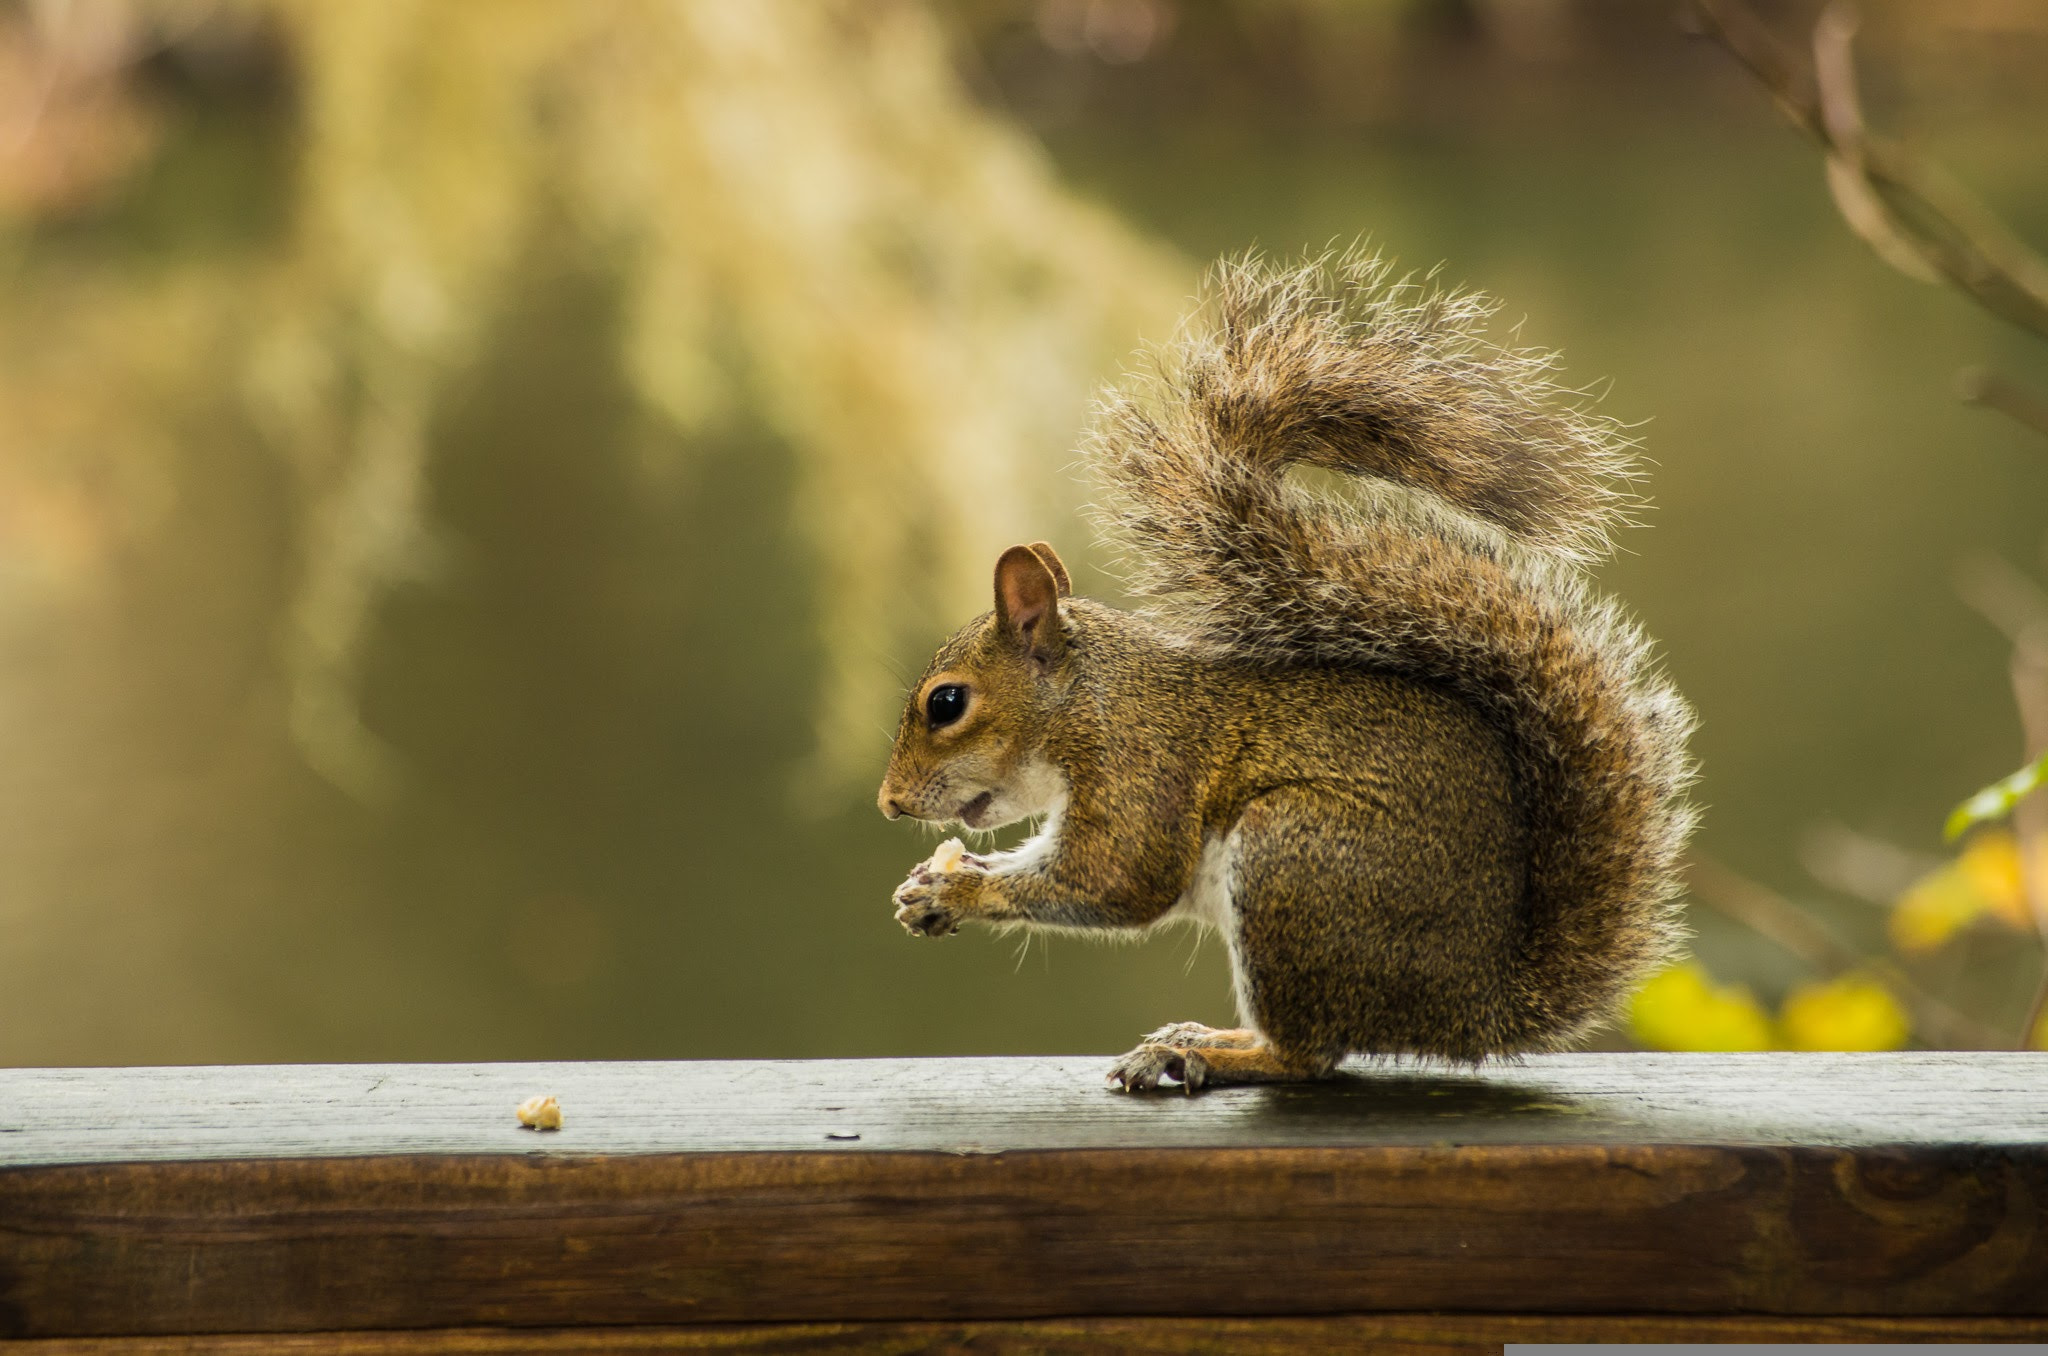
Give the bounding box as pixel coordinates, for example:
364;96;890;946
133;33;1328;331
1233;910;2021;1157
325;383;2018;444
1891;859;1989;953
1892;831;2037;952
1777;973;1910;1051
1628;962;1776;1052
1958;832;2031;932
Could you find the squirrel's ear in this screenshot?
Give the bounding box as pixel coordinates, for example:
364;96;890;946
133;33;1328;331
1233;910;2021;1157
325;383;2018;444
994;544;1064;667
1026;541;1072;598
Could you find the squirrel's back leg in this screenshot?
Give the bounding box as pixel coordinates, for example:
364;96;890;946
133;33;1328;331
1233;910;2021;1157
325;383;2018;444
1109;780;1524;1091
1232;782;1524;1066
1140;1022;1259;1049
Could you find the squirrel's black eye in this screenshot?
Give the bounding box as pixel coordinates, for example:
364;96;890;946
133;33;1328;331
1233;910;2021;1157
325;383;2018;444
926;684;968;728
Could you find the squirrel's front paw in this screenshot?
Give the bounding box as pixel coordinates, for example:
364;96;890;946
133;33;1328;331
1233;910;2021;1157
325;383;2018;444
893;865;985;938
892;875;958;937
1107;1042;1210;1094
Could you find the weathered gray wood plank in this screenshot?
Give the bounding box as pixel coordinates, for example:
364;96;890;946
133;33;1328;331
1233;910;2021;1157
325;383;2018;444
2;1052;2044;1166
1;1054;2045;1338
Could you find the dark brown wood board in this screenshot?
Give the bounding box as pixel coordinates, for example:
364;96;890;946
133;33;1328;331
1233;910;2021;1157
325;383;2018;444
12;1314;2048;1354
1;1053;2045;1340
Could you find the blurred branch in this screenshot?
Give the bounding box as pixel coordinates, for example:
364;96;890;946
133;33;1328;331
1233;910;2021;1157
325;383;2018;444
1799;821;1938;906
1954;552;2048;647
2013;639;2048;1049
1692;0;2048;342
1951;553;2048;1046
1958;367;2048;443
1686;852;2009;1049
1809;5;1940;287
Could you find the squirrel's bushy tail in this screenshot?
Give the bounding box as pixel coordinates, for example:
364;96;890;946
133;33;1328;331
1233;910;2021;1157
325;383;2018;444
1088;249;1697;1052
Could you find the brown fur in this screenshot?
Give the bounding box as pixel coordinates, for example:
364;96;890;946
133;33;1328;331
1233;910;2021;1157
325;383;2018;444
878;249;1697;1090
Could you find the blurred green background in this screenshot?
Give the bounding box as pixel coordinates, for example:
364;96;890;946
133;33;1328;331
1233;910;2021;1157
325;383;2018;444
2;0;2044;1065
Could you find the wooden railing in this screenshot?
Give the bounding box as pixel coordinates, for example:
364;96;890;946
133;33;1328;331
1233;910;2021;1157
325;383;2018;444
2;1053;2045;1351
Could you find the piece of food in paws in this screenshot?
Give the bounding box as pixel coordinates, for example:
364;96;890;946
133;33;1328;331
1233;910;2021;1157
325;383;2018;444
927;837;967;873
516;1094;562;1130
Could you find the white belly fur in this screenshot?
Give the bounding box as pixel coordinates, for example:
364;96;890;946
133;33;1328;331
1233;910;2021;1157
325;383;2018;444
1160;829;1256;1030
1163;832;1234;931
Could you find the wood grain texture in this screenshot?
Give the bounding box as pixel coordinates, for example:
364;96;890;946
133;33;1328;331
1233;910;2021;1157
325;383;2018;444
1;1054;2045;1338
12;1314;2048;1355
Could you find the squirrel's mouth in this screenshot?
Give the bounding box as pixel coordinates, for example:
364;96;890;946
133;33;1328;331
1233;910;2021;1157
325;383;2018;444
958;791;995;828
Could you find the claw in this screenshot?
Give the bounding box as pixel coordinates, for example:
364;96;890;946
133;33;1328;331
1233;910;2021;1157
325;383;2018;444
893;876;956;937
1106;1041;1208;1094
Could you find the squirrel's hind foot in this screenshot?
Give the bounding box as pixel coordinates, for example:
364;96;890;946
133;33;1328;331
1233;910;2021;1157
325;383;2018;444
1107;1042;1211;1094
1108;1029;1331;1094
1141;1022;1260;1050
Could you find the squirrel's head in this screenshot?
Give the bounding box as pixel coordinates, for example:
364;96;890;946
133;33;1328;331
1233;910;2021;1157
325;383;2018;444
878;541;1074;831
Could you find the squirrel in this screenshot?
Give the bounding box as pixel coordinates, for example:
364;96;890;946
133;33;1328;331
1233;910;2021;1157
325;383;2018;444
876;250;1697;1092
